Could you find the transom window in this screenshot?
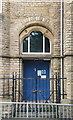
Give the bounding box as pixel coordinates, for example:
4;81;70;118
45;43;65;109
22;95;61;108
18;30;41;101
22;31;51;54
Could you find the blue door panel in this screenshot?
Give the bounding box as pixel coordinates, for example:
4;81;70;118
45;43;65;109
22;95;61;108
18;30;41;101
23;60;50;101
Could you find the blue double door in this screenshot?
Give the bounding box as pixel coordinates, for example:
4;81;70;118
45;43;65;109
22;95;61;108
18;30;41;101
23;60;50;101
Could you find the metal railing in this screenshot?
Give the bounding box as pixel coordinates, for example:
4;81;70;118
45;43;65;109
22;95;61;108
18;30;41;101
1;73;67;103
0;102;73;119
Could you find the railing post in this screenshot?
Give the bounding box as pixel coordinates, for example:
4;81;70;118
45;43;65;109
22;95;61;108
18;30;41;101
12;72;15;102
56;73;58;103
18;75;20;102
62;78;64;99
56;73;61;103
57;74;61;103
27;102;28;118
52;75;54;103
15;72;17;102
0;103;2;120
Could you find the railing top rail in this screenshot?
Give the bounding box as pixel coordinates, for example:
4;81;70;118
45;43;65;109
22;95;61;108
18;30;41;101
0;102;73;106
0;77;67;80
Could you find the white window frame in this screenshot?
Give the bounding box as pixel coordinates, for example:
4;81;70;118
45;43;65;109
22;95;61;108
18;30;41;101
22;34;51;55
0;0;2;13
28;36;30;53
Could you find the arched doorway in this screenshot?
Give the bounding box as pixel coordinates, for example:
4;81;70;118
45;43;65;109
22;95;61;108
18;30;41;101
21;31;51;102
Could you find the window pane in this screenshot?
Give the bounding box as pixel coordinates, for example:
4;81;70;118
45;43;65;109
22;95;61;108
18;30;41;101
45;37;50;53
30;31;43;52
23;37;28;52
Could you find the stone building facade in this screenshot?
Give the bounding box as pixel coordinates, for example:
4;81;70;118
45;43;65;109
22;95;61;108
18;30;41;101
0;0;73;103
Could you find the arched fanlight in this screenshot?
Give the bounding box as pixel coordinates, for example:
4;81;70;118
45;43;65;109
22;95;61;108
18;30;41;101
22;31;50;54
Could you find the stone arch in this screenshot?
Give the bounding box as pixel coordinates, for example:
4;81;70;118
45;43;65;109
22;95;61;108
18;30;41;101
20;25;53;43
19;21;54;37
14;16;54;57
14;16;54;36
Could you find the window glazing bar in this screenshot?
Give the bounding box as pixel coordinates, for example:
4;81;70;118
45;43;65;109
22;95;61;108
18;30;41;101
43;35;45;53
28;37;30;53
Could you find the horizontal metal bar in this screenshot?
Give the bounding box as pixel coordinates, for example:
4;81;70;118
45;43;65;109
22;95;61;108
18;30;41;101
0;102;73;106
0;78;13;79
0;94;12;96
0;77;67;80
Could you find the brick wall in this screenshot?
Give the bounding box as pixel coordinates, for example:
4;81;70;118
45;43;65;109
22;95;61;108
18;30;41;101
1;0;73;103
64;2;73;103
